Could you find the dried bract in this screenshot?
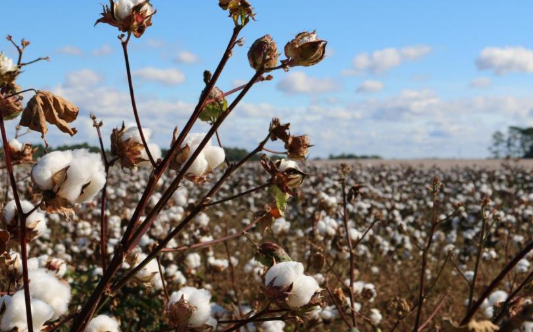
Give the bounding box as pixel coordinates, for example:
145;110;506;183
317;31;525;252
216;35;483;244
95;0;155;38
284;31;327;67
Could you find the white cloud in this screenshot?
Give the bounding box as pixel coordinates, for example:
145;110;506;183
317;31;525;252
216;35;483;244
56;46;83;56
64;69;104;88
469;77;492;89
175;51;199;64
476;47;533;75
276;72;339;95
345;46;431;75
356;80;384;93
92;44;113;56
132;67;186;85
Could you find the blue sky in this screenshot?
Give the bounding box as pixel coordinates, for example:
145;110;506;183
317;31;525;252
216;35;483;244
2;1;533;158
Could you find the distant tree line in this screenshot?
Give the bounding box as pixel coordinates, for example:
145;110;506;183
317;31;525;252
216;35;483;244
489;126;533;158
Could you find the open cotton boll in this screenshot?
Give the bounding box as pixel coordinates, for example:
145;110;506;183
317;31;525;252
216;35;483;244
370;308;383;325
169;287;212;328
137;143;162;167
1;291;54;332
265;261;304;287
184;133;209;147
121;126;153;143
488;290;508;306
203;146;225;170
287;274;319;308
87;315;120;332
3;200;37;225
2;200;47;240
56;150;106;204
28;269;71;321
133;253;159;284
8;139;22;151
186;152;209;177
262;320;285;332
31;150;74;190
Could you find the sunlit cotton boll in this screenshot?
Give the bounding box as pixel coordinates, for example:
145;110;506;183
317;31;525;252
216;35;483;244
28;268;71;321
120;126;162;167
516;259;530;273
185;253;202;270
272;218;291;235
0;52;17;74
264;261;320;308
32;149;106;204
133;253;159;284
370;308;382;325
87;315;120;332
114;0;151;21
177;133;225;177
262;321;285;332
0;292;54;332
2;200;47;240
168;287;212;328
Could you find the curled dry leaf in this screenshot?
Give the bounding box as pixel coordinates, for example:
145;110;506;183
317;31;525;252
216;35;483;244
442;319;499;332
19;90;79;145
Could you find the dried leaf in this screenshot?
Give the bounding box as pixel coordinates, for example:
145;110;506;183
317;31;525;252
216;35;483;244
442;319;499;332
19;91;79;144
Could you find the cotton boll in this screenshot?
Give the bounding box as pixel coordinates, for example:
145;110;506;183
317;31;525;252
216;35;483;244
195;213;210;227
169;287;212;328
133;253;159;284
488;290;508;306
262;320;285;332
185;253;202;269
265;261;304;287
370;308;382;325
28;269;71;320
2;200;47;240
57;150;105;204
31;150;73;190
87;315;120;332
8;139;22;151
76;221;93;237
272;218;290;235
137;143;162;167
186;152;209;177
121;126;152;143
203;146;225;170
287;274;319;308
1;291;54;332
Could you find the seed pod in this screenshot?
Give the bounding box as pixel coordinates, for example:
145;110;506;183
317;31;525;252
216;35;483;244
248;35;279;71
284;31;327;67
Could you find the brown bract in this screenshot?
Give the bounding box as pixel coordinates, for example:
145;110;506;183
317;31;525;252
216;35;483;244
95;0;155;38
34;166;76;217
111;123;146;169
19;90;78;146
264;276;294;308
166;295;196;332
0;95;22;120
270;118;311;161
284;31;327;67
8;141;37;164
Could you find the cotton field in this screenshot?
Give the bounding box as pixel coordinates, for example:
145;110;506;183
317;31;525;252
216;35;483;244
1;159;533;331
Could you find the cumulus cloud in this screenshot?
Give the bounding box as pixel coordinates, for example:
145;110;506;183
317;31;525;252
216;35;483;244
469;77;492;89
276;72;339;95
92;44;113;56
344;46;431;75
56;46;83;56
476;47;533;75
132;67;186;85
175;51;199;64
64;69;104;88
356;80;384;93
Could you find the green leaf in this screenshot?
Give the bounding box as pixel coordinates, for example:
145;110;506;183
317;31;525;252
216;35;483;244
268;185;289;215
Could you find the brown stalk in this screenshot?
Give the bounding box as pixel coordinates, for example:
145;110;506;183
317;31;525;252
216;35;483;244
467;205;489;311
340;176;357;328
0;114;33;332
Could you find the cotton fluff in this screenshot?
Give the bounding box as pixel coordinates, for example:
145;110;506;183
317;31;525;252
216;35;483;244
370;308;383;325
169;287;212;328
185;252;202;269
2;200;47;239
177;133;225;177
0;291;54;332
120;126;162;167
32;150;106;204
114;0;152;20
132;253;159;284
272;218;290;235
264;261;320;308
87;315;120;332
0;52;17;74
28;268;71;320
262;320;285;332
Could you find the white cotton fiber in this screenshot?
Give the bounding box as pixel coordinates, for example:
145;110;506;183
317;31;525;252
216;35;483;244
87;314;120;332
28;268;71;321
31;150;73;190
0;291;54;332
169;287;212;328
